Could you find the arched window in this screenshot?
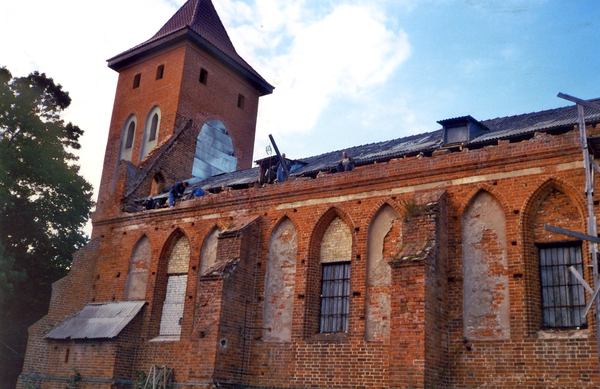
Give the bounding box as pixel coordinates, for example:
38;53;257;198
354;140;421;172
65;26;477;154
526;184;586;330
150;172;165;196
119;115;136;161
157;234;190;339
140;106;161;161
319;217;352;333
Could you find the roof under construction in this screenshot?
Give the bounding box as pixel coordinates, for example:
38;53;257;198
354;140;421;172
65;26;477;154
187;100;600;191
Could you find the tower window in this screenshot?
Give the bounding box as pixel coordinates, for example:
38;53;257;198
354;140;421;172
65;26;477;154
156;65;164;80
199;68;208;85
133;73;141;89
149;113;159;141
237;94;245;109
125;121;135;149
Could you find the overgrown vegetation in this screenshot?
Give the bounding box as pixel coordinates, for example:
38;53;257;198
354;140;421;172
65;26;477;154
400;197;430;220
0;67;94;389
65;368;82;389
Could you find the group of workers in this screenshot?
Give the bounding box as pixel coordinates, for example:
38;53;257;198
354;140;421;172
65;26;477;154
143;181;206;210
144;151;354;210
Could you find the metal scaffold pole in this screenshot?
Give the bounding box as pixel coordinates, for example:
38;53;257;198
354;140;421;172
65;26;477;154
556;93;600;381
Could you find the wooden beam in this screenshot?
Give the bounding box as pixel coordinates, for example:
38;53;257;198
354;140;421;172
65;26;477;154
558;93;600;112
544;225;600;244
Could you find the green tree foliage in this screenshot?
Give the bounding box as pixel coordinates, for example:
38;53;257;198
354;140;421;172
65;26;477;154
0;67;94;389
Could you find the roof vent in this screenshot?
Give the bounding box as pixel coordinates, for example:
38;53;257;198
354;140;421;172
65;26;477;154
438;115;488;146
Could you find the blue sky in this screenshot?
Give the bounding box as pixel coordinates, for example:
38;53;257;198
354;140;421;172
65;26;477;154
2;0;600;222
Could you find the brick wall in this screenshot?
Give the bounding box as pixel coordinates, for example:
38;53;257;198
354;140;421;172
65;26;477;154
20;127;600;388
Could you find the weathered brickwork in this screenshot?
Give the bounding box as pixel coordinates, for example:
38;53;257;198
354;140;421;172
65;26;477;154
17;1;600;387
20;125;600;389
320;216;352;263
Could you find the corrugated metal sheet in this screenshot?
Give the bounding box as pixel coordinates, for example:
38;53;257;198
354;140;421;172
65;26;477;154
45;301;145;340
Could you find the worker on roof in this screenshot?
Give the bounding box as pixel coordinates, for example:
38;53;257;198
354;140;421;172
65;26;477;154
143;196;155;210
188;186;205;199
277;153;292;183
337;151;355;172
168;181;189;207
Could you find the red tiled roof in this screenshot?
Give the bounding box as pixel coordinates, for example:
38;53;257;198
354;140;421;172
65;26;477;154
108;0;273;94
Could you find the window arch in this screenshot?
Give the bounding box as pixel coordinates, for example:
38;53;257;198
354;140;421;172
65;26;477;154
119;115;136;161
524;183;587;330
154;232;191;339
319;216;352;333
140;106;161;161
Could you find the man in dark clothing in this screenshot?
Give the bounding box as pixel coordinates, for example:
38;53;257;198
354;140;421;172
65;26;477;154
188;186;205;199
143;196;155;210
169;181;189;207
277;153;292;183
337;151;355;172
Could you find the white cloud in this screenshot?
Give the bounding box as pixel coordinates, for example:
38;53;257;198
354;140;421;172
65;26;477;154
224;2;411;144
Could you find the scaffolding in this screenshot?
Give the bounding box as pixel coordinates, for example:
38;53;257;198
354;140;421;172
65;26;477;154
142;365;173;389
548;93;600;379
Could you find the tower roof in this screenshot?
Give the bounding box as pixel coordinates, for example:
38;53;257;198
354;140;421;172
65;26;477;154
107;0;273;95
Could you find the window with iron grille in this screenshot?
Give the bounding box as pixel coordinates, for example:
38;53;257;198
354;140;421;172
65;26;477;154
319;262;350;333
539;243;586;329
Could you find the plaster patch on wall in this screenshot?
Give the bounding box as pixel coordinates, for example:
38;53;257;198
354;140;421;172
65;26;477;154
124;236;151;300
462;191;510;340
365;205;398;341
200;227;221;275
263;218;297;342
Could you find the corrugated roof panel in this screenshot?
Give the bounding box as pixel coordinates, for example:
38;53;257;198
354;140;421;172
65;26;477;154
45;301;145;340
146;101;600;196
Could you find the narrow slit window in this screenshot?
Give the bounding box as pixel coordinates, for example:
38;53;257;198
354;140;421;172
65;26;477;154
149;113;159;142
319;261;351;333
539;244;586;329
156;65;164;80
133;73;141;89
199;68;208;85
125;121;135;149
237;94;245;109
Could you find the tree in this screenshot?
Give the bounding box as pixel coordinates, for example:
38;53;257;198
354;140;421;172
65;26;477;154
0;67;94;389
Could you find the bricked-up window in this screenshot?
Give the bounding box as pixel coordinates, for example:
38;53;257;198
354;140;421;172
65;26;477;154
199;68;208;84
133;73;141;89
237;94;245;109
539;244;586;329
320;262;351;333
156;64;164;80
158;236;190;338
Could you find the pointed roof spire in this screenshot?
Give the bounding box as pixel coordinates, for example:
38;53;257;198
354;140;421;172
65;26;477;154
108;0;273;95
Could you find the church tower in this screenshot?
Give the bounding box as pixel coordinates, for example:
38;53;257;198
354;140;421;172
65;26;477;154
95;0;273;219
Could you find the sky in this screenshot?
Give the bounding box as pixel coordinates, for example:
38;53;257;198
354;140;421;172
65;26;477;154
2;0;600;234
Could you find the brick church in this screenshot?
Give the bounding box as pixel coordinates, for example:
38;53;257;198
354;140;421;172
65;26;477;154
18;0;600;388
